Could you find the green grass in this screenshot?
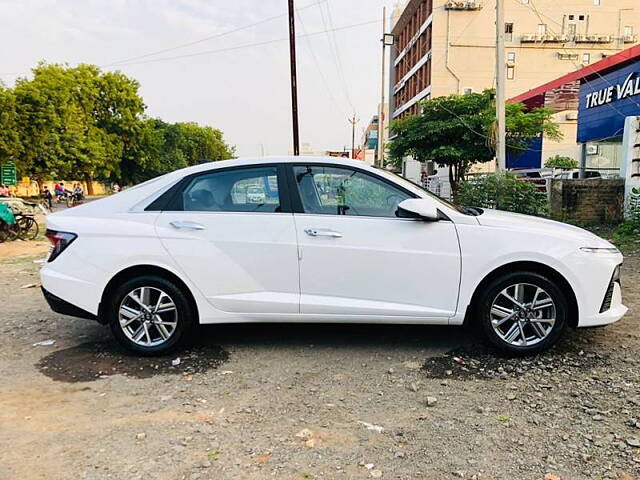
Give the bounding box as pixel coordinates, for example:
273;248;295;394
610;221;640;253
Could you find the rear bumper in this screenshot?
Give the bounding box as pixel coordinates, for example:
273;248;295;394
41;287;100;322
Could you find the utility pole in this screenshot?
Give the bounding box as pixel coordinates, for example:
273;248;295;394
348;114;359;159
377;6;388;169
495;0;506;171
287;0;300;156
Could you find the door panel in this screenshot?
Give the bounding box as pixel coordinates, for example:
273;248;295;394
156;212;299;314
295;214;461;318
154;165;299;315
288;164;461;319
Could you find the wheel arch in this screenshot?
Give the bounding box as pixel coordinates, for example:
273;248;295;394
98;264;199;325
464;261;579;328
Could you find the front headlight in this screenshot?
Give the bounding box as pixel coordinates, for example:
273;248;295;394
580;247;620;254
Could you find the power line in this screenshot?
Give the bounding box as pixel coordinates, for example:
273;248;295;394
321;0;356;113
294;3;348;117
0;13;380;77
102;0;325;68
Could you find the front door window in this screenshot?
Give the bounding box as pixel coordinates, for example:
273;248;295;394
293;165;410;217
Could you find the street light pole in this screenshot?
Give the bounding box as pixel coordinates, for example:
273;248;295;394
287;0;300;156
349;114;359;159
495;0;507;171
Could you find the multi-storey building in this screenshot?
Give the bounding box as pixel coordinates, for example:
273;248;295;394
389;0;640;121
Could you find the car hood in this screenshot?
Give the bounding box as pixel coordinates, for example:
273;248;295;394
475;208;615;248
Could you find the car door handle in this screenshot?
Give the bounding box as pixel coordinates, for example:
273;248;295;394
304;228;342;238
170;221;206;230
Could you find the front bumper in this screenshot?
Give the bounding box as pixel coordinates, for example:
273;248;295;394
41;287;98;321
579;281;627;328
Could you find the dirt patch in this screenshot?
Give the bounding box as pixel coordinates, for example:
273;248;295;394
36;341;230;382
0;238;48;259
422;334;609;380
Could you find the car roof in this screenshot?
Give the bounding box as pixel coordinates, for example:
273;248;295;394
173;156;378;177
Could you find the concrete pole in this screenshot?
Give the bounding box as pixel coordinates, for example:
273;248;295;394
495;0;507;171
377;7;387;169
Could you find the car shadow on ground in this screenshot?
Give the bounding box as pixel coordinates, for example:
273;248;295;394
36;322;477;383
36;321;598;384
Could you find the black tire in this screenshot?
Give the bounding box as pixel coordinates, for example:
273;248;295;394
107;275;195;356
476;271;568;356
17;216;39;240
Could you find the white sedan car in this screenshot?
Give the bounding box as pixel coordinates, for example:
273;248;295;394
41;157;626;356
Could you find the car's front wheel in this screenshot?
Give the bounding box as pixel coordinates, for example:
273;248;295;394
107;275;194;355
477;271;568;355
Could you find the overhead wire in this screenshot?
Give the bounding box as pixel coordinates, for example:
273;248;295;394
101;0;326;68
0;14;381;76
320;0;356;113
294;2;349;118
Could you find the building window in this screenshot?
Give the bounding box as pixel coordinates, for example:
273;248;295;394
505;23;514;42
578;15;585;21
568;23;577;36
507;52;516;63
507;65;515;80
624;25;634;36
463;87;473;95
538;24;547;35
582;53;590;64
569;14;575;20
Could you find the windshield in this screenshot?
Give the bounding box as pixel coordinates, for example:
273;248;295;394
374;168;476;215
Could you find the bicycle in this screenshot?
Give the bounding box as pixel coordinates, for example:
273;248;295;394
15;214;39;240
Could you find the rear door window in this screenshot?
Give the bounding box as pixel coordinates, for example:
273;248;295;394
180;166;281;212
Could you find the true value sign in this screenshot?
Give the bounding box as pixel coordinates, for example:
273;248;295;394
578;62;640;143
584;72;640;109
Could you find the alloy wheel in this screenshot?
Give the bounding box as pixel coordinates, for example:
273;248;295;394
118;286;178;347
490;282;556;347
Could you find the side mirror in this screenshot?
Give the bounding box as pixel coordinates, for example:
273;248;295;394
396;199;440;222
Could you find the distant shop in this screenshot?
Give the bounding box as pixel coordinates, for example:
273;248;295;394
509;44;640;176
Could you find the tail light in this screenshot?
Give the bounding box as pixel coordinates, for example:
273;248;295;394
45;230;77;262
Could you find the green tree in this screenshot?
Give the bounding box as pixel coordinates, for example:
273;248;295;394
0;84;21;164
119;118;235;184
388;90;561;196
4;62;234;189
544;155;578;170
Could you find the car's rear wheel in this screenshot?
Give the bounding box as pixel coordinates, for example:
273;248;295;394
107;275;194;355
477;271;568;355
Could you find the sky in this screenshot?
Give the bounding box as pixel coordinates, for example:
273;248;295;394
0;0;394;157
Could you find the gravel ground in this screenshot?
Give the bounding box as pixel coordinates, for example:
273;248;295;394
0;242;638;480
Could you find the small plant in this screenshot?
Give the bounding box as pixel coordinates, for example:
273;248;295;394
207;450;221;460
457;173;548;216
612;188;640;252
544;155;578;170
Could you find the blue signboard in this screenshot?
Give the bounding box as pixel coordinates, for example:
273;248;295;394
507;136;542;169
577;60;640;143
